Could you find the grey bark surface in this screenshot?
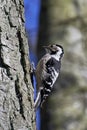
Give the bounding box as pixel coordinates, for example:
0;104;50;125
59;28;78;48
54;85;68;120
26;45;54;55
0;0;35;130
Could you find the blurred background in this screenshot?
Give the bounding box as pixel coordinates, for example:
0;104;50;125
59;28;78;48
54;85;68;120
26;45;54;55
24;0;87;130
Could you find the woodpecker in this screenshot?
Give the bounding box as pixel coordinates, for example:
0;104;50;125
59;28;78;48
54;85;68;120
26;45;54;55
34;44;64;110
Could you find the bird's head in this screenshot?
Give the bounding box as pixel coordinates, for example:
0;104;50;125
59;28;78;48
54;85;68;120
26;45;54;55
43;44;64;59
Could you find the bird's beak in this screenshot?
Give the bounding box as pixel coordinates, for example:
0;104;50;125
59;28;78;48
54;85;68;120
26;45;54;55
43;46;51;50
43;45;52;53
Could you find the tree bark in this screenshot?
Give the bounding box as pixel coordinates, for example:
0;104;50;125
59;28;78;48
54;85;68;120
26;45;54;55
0;0;35;130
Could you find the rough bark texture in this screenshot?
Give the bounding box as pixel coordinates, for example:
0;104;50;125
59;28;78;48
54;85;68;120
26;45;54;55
0;0;35;130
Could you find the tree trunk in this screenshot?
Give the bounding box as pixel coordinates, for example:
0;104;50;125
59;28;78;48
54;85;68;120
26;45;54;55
0;0;35;130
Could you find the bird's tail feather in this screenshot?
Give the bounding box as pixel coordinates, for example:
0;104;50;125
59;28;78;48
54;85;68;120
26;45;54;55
34;91;41;110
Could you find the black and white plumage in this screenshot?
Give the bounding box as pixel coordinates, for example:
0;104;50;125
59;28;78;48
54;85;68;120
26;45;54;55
34;44;64;110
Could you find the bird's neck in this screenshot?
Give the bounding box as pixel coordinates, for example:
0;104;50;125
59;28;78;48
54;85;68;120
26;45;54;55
51;53;61;61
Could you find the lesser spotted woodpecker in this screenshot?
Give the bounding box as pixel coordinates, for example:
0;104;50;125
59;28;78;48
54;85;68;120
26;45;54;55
34;44;64;110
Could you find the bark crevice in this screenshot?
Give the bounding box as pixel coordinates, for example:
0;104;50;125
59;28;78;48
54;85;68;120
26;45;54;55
9;117;14;130
0;44;12;79
17;29;28;86
15;75;25;120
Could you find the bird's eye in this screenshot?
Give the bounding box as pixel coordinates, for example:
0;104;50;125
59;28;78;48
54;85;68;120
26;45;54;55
51;51;57;54
50;45;53;47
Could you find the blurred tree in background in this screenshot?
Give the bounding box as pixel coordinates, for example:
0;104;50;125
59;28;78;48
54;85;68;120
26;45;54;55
37;0;87;130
